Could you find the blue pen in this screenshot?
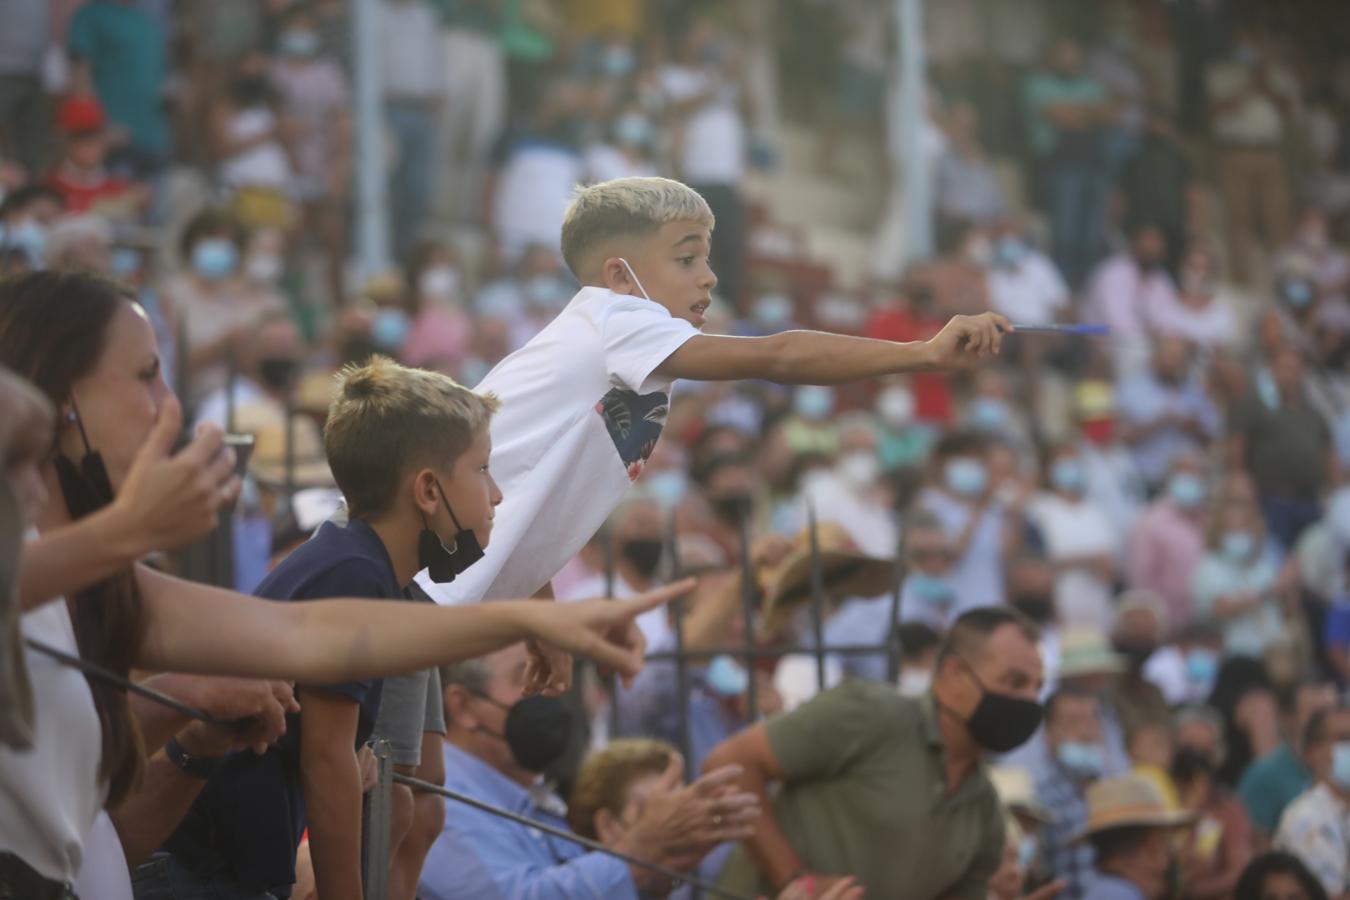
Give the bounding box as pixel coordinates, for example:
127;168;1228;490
1006;323;1111;336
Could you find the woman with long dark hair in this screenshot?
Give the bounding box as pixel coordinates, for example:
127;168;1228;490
1234;851;1330;900
0;270;685;895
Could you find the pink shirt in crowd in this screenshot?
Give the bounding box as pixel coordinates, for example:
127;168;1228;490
1127;499;1206;631
1086;253;1180;338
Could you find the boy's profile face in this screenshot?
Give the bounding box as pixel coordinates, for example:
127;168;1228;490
436;428;502;548
609;220;718;329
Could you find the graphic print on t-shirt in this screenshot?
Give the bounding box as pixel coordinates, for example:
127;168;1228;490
596;387;668;481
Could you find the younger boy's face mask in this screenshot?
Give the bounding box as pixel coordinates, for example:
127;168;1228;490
418;480;484;583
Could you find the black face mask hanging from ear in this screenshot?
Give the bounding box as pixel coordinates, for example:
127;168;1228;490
418;480;484;583
54;398;115;520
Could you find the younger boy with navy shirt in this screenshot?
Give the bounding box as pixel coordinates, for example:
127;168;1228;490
146;358;684;900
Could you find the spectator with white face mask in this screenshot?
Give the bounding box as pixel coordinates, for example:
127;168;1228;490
1027;442;1120;631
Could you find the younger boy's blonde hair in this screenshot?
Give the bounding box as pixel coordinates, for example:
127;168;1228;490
560;176;715;281
324;356;500;518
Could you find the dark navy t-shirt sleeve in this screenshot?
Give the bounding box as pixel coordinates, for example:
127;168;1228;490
285;557;393;703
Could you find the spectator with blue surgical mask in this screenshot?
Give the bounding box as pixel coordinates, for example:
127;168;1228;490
898;510;960;631
1192;473;1292;660
585;101;661;184
1028;442;1121;632
1127;453;1211;633
1272;704;1350;899
1035;688;1112;900
159;207;285;406
918;430;1017;612
0;186;63;273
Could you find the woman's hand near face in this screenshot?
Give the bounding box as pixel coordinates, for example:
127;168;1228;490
109;394;242;555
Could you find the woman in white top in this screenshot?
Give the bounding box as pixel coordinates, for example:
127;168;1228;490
1026;442;1121;631
0;271;688;893
1146;240;1240;353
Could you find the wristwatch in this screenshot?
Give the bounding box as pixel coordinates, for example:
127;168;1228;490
164;735;222;779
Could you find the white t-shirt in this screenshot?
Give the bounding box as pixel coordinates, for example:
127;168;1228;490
988;252;1069;326
659;65;745;185
1027;493;1119;631
417;287;700;605
0;597;105;881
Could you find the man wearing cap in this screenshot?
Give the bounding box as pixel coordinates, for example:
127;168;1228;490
1079;773;1197;899
1036;689;1112;899
708;606;1046;899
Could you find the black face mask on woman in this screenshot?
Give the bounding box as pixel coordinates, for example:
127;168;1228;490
419;480;484;583
956;658;1043;753
53;399;115;519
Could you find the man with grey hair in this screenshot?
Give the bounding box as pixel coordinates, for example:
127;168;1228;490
420;642;760;899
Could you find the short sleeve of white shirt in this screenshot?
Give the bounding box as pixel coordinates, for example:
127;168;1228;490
601;297;701;395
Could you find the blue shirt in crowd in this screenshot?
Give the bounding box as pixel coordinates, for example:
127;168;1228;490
419;741;638;900
1035;756;1097;900
68;0;170;155
1238;743;1313;835
163;519;402;892
1084;874;1147;900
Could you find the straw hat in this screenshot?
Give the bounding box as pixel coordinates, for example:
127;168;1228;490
1057;628;1127;679
233;401;335;489
759;524;894;633
988;766;1052;824
1072;773;1197;842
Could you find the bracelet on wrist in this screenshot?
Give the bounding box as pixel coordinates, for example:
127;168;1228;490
165;734;222;779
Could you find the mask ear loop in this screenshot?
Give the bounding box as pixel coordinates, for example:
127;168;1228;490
617;258;653;302
67;394;96;456
433;480;461;554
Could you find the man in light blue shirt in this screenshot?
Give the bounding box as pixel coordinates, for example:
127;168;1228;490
420;643;758;900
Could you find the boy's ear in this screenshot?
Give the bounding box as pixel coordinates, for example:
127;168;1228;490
411;468;441;517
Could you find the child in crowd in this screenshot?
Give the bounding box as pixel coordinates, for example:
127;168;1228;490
418;175;1010;694
44;96;141;218
143;357;679;900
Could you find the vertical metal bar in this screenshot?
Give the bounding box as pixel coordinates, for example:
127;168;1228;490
805;503;827;692
361;740;393;900
283;392;297;510
224;348;237;434
352;0;391;276
601;524;622;742
736;510;758;723
886;529;906;683
896;0;932;263
666;506;692;781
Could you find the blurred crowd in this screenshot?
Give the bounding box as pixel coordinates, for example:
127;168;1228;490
3;0;1350;899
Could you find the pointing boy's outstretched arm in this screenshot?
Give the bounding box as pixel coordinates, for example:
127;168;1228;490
654;312;1012;384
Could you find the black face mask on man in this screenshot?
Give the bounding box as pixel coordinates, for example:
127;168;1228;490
952;657;1043;753
710;493;753;525
473;691;572;773
620;538;664;579
419;480;484;583
53;398;115;519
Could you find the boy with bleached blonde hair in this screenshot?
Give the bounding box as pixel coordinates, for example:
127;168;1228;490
418;175;1013;695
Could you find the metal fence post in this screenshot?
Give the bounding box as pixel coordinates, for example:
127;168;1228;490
361;740;394;900
736;512;758;724
805;504;827;691
665;508;693;780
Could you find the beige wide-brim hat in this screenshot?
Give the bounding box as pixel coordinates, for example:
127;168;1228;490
1071;773;1198;842
1057;627;1127;679
989;765;1052;825
760;548;895;634
233;402;336;489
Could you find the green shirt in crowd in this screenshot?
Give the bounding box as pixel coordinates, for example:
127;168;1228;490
716;682;1006;900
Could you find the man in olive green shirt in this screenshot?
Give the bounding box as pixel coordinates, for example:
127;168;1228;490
706;607;1048;899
